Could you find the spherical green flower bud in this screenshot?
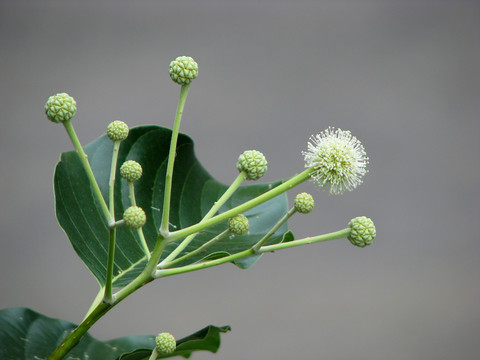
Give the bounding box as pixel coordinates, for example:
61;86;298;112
236;150;268;180
120;160;143;182
107;120;129;141
155;332;176;355
228;214;249;235
347;216;376;248
45;92;77;123
169;56;198;85
294;192;315;214
123;206;146;229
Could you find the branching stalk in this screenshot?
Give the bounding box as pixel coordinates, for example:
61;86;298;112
166;229;231;268
252;206;297;252
48;236;169;360
155;228;350;278
159;171;247;268
163;168;314;244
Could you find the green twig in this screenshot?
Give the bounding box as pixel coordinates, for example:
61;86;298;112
155;228;350;278
163;168;314;244
252;206;297;252
159;171;247;268
48;236;169;360
166;229;231;268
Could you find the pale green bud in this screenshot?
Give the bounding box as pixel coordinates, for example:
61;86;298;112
169;56;198;85
294;192;315;214
228;214;249;235
123;206;146;229
120;160;143;182
155;332;176;355
45;93;77;123
107;120;129;141
347;216;376;247
237;150;268;180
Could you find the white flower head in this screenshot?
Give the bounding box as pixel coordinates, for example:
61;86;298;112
302;127;369;195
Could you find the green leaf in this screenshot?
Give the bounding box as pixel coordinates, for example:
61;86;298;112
54;126;290;287
0;307;230;360
118;325;231;360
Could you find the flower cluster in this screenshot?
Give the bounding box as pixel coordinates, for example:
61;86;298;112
303;127;369;195
40;54;377;360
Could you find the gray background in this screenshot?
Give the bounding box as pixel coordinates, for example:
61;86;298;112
1;1;479;359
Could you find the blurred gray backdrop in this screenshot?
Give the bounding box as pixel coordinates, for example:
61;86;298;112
1;1;479;359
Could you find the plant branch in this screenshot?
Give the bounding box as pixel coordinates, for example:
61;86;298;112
155;228;350;278
159;171;247;268
252;206;297;252
163;168;314;244
48;236;169;359
166;229;231;268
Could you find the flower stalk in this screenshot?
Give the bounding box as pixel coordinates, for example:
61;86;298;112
160;84;190;236
104;139;121;302
159;171;247;268
62;120;112;224
154;228;351;279
252;206;296;252
163;168;314;244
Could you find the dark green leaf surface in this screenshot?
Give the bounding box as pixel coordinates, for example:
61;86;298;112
118;325;231;360
54;126;290;287
0;307;229;360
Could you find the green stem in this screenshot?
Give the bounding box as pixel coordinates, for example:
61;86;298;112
128;181;136;206
104;228;116;303
137;229;151;260
127;181;150;259
154;228;350;279
163;168;314;244
259;228;350;252
109;140;121;214
148;348;159;360
48;237;169;360
47;301;112;360
166;229;231;268
114;235;168;301
252;206;297;252
159;172;246;268
83;287;104;321
62;120;112;224
160;84;191;235
104;140;121;302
